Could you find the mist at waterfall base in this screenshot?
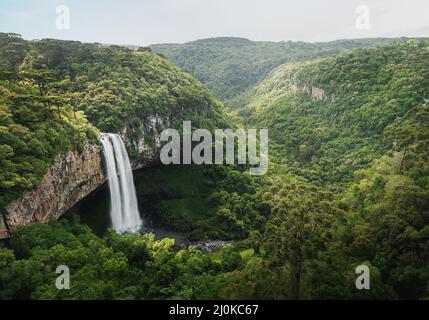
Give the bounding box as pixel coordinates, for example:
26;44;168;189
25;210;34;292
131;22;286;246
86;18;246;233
100;133;142;234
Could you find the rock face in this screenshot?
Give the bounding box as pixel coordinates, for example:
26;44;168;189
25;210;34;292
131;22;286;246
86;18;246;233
0;211;9;239
292;84;329;101
122;113;168;170
190;240;233;252
0;115;168;239
0;144;105;239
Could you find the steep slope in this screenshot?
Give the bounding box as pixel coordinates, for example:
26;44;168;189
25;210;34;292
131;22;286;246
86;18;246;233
235;39;429;186
231;40;429;299
0;46;99;207
1;35;428;300
151;37;410;102
0;33;228;237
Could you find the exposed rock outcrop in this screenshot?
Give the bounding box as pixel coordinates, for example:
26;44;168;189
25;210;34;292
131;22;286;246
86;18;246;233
0;144;105;239
121;114;165;152
190;240;233;252
0;210;10;238
0;114;169;239
122;113;169;169
292;84;329;101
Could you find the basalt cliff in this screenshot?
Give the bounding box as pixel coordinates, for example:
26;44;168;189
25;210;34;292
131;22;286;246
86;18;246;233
0;116;164;239
0;34;225;239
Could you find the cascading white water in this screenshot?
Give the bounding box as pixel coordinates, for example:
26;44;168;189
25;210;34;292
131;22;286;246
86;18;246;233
100;133;142;234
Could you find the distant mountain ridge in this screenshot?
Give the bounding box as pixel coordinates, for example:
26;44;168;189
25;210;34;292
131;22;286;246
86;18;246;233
150;37;421;103
233;39;429;186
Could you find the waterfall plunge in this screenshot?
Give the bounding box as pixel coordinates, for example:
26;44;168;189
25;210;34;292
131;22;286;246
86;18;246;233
101;133;142;234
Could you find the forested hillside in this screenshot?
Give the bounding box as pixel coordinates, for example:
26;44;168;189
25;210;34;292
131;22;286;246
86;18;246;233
235;40;429;186
0;32;226;207
0;35;428;300
151;37;407;103
231;40;429;299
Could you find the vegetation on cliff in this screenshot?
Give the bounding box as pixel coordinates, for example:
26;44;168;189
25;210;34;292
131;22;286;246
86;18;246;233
0;34;98;206
151;37;408;102
235;40;429;186
134;165;270;240
230;39;429;299
0;34;428;300
0;32;227;206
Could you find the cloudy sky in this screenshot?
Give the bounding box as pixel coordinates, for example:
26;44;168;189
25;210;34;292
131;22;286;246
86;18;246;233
0;0;428;45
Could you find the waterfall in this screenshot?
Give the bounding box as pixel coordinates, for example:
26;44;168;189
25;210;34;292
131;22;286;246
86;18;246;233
100;133;142;234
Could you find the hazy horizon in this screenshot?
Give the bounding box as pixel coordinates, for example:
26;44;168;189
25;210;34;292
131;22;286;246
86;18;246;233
1;0;428;47
5;34;428;48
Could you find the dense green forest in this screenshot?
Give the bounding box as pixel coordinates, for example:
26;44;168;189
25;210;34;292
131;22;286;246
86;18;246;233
0;34;428;300
151;37;408;103
232;39;429;299
0;32;226;206
134;165;268;240
234;40;429;186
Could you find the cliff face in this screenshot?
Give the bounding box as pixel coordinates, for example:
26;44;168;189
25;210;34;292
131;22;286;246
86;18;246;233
0;115;167;239
292;83;329;101
122;113;168;170
0;144;105;239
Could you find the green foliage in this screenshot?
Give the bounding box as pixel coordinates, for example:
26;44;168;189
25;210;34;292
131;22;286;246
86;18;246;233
222;40;429;300
1;34;428;300
0;67;98;206
0;32;227;206
134;165;271;240
152;37;410;102
235;40;429;186
0;220;259;300
1;35;227;141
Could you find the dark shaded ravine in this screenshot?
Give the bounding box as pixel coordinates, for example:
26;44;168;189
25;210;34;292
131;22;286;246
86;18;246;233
65;165;235;252
65;170;189;246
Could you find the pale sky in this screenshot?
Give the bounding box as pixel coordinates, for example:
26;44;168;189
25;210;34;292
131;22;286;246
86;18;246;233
0;0;428;45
